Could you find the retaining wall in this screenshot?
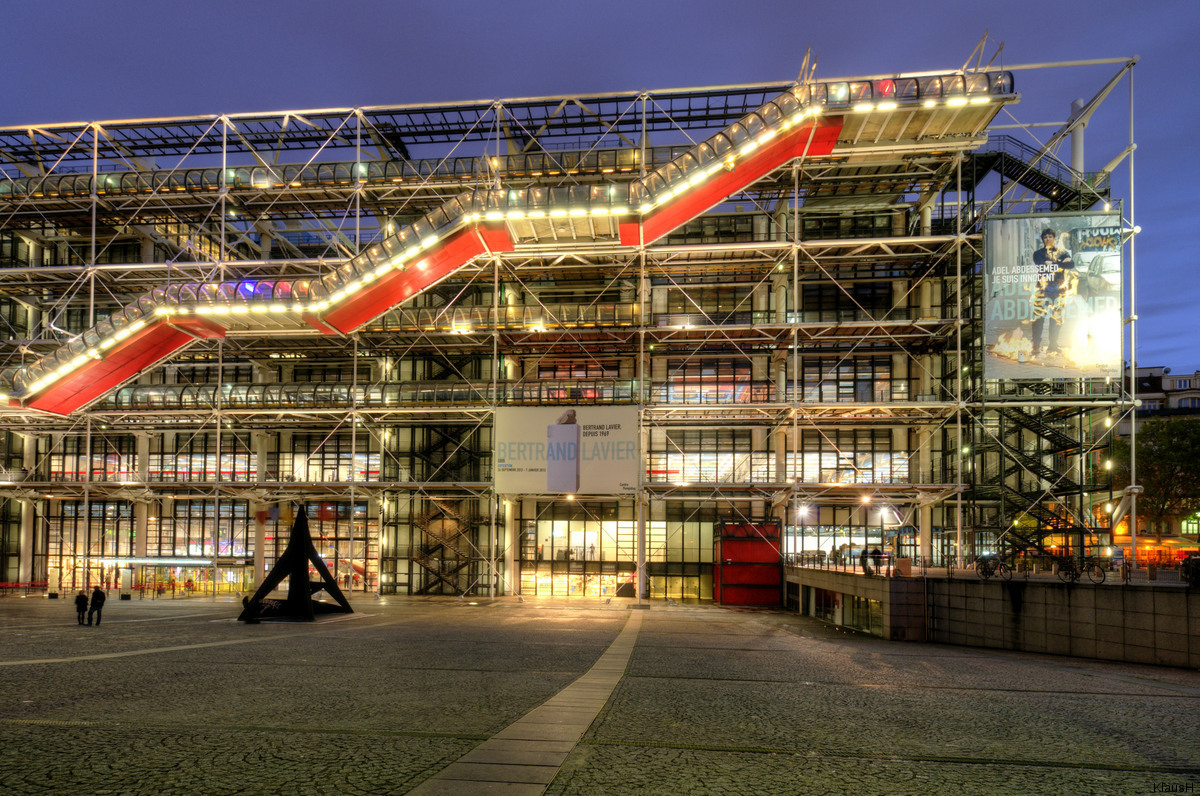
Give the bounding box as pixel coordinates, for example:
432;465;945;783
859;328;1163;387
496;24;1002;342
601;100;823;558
786;567;1200;668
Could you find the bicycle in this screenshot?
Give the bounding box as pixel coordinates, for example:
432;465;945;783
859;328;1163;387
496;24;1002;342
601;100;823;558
1056;556;1106;584
975;554;1012;582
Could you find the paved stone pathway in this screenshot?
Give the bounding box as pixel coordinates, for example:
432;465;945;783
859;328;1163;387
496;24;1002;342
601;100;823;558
409;610;642;794
0;595;1197;794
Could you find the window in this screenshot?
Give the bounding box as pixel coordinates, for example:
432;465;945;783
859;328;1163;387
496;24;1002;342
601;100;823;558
1175;379;1192;390
149;434;256;483
292;364;354;382
648;429;773;484
663;358;763;404
49;435;137;482
799;357;901;403
665;286;754;320
286;434;378;482
789;429;907;485
800;282;894;321
538;360;619;379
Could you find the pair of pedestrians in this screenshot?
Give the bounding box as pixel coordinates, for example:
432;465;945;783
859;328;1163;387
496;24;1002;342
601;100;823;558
74;586;106;626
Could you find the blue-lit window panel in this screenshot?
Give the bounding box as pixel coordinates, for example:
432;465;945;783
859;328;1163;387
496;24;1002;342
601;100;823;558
64;337;88;359
638;172;666;202
481;187;505;212
773;92;799;117
216;283;238;304
692;141;719;168
526;186;549;210
566;184;593;205
726;120;752;147
198;283;221;304
671;152;700;184
82;317;115;348
966;73;990;95
425;204;454;232
918;76;943;98
743;110;767;138
409;217;435;242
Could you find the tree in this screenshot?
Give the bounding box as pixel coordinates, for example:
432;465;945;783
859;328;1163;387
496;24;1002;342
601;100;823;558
1112;418;1200;537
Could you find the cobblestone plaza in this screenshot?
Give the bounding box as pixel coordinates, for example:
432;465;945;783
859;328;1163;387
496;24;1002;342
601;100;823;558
2;597;1197;794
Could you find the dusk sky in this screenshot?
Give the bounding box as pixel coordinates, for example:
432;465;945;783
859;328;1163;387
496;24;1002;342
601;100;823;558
3;0;1195;372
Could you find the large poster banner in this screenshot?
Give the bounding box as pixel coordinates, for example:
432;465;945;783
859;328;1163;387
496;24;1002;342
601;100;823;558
494;406;639;495
983;214;1122;379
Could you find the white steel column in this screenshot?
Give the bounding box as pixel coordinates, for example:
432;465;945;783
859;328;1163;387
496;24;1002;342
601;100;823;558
1127;67;1140;570
503;498;516;596
18;434;37;585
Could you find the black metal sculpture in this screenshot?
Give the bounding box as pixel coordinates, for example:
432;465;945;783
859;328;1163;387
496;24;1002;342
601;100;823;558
238;505;353;622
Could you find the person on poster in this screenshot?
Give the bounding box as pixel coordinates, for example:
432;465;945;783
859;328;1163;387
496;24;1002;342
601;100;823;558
1029;227;1076;357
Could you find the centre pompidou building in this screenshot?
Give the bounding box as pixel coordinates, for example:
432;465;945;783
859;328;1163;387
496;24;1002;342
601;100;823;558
0;51;1137;601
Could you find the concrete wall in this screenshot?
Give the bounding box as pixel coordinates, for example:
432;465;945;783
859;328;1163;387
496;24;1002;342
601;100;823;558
788;568;927;642
926;579;1200;668
786;567;1200;668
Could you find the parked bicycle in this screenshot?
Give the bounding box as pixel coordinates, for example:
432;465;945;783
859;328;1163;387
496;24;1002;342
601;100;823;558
975;554;1012;582
1056;556;1106;584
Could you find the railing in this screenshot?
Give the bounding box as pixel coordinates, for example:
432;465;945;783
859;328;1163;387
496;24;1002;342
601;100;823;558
103;379;639;411
0;581;49;596
787;551;899;576
982;135;1111;198
0;145;692;204
367;305;933;334
787;552;1192;584
101;377;926;411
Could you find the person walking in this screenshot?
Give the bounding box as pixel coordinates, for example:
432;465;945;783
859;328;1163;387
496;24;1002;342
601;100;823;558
87;585;106;626
74;591;88;625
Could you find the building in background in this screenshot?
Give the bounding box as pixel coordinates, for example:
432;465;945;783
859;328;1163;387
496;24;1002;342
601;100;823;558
1111;366;1200;559
1130;366;1200;417
0;49;1139;600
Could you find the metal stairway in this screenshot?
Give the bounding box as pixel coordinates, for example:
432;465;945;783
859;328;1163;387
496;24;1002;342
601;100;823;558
968;400;1099;559
962;135;1109;210
413;498;473;595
